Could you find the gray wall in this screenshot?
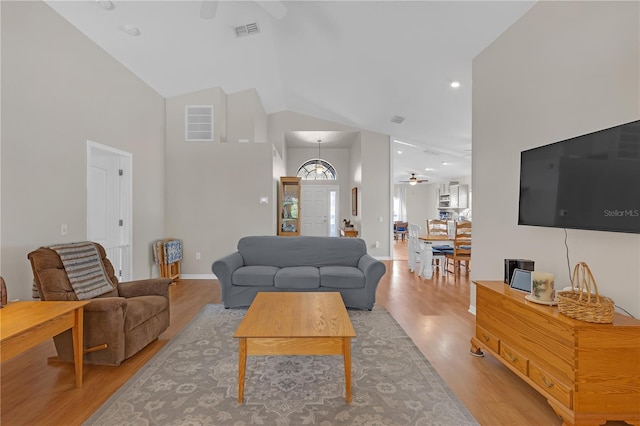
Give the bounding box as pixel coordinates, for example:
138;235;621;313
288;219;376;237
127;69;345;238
165;88;278;274
472;1;640;316
1;1;166;300
360;130;391;257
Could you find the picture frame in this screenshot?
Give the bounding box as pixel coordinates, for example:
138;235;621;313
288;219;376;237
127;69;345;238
352;187;358;216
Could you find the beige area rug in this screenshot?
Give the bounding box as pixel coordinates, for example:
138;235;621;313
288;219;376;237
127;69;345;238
85;304;478;426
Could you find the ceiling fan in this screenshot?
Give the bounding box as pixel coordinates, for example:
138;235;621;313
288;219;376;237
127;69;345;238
400;173;428;186
200;0;287;20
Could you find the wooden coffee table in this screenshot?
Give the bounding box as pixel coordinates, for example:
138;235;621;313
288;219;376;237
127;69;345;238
0;301;89;388
233;292;356;403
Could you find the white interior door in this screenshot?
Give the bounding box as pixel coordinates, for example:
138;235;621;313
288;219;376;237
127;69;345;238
87;141;132;281
301;185;339;237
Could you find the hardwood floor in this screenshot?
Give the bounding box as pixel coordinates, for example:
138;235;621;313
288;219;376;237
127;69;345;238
1;247;569;425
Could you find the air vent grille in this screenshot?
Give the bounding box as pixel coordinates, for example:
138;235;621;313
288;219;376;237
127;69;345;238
390;115;405;124
234;22;260;37
185;105;213;142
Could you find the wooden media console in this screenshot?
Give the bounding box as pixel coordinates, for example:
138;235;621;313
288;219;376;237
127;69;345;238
471;281;639;426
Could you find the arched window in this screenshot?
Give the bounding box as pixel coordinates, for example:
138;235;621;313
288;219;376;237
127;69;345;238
297;159;337;180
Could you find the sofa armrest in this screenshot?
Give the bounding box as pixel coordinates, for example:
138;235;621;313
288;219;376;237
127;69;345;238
358;254;386;309
117;278;171;299
358;254;386;279
212;252;244;291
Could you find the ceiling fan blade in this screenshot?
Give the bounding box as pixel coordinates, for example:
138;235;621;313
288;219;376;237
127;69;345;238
200;0;218;19
255;1;287;19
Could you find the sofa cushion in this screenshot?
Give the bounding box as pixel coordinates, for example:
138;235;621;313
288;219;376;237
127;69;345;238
319;266;365;289
237;236;366;268
232;266;279;287
274;266;319;289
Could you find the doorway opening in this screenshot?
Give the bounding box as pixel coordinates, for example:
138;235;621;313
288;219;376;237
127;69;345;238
86;141;133;281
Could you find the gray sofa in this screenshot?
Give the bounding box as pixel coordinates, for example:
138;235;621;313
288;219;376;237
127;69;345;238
212;236;386;310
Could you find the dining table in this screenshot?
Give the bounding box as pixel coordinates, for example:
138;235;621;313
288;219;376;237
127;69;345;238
415;234;452;278
416;234;470;278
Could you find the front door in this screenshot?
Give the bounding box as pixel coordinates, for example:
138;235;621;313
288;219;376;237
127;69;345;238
301;186;328;236
300;185;339;237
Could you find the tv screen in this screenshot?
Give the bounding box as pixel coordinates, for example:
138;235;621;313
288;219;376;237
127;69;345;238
518;119;640;234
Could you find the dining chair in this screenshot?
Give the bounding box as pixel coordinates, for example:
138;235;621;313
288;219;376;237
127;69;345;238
394;221;408;242
426;219;449;272
407;223;421;272
445;221;472;275
426;219;448;236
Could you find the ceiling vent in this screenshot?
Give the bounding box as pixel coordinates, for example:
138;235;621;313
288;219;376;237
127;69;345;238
233;22;260;37
390;115;405;124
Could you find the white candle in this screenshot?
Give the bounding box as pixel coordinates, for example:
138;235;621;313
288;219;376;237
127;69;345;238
532;271;555;302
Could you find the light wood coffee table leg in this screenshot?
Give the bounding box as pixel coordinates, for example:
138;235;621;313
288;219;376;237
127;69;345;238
238;337;247;403
344;337;352;403
72;307;84;388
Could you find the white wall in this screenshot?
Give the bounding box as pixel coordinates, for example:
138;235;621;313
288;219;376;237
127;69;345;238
403;184;430;231
472;1;640;316
1;1;167;300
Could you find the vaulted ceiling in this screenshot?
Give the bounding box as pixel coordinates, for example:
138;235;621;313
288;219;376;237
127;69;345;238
45;0;536;183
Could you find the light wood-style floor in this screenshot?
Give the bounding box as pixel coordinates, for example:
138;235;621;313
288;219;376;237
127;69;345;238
2;242;570;425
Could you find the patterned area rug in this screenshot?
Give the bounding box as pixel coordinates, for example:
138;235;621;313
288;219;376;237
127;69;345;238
85;304;478;426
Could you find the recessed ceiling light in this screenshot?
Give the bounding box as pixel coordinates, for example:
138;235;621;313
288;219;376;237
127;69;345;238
119;25;140;36
96;0;113;10
424;167;433;171
393;139;420;148
450;81;461;88
442;161;451;165
397;150;403;154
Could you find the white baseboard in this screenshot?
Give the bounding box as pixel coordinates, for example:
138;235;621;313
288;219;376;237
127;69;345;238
468;305;476;315
180;273;217;280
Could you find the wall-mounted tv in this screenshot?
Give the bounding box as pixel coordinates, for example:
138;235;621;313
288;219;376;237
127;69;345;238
518;119;640;234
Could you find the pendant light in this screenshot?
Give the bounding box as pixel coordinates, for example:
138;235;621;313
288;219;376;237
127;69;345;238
315;139;323;172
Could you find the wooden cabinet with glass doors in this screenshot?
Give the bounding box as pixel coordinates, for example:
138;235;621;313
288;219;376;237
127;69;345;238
278;177;301;236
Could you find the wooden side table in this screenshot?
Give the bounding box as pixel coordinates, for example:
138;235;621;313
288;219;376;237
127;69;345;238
340;228;358;237
1;301;89;387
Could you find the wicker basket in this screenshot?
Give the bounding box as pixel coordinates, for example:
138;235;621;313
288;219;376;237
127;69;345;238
557;262;615;324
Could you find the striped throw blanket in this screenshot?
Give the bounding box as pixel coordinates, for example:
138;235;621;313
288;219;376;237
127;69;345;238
49;242;114;300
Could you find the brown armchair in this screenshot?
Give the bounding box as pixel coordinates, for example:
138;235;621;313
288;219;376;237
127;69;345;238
28;243;171;366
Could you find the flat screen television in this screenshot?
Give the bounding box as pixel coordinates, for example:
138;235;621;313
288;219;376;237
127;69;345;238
518;119;640;234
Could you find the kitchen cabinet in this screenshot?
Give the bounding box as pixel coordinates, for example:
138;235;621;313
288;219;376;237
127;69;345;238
438;183;469;209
